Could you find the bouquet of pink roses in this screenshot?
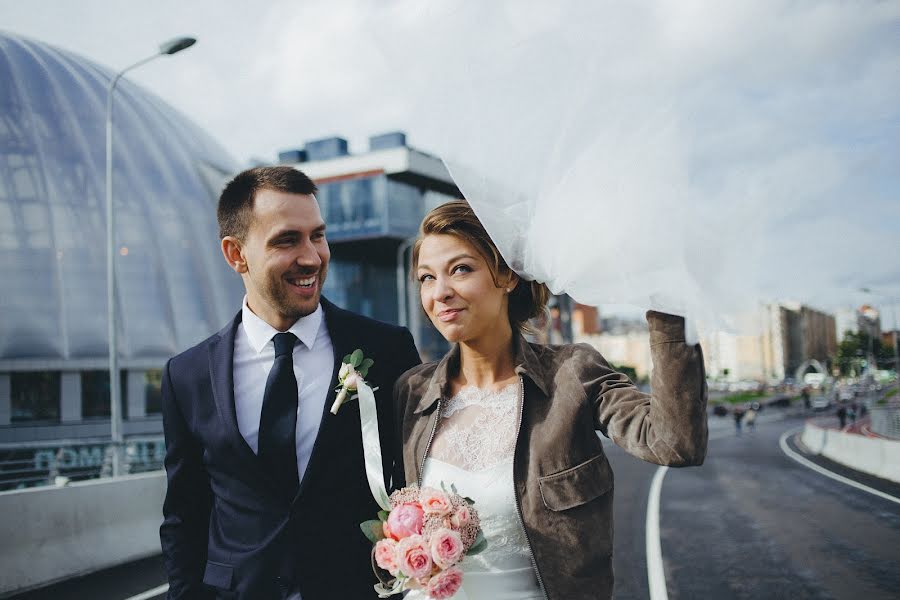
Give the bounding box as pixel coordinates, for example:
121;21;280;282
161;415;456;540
361;484;487;599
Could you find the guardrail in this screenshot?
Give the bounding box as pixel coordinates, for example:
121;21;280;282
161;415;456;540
801;420;900;483
0;471;166;595
0;437;165;491
869;406;900;440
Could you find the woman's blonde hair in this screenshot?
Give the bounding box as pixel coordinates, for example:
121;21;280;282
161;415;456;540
412;200;550;333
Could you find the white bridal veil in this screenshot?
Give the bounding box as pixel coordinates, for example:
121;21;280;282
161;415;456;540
373;1;900;340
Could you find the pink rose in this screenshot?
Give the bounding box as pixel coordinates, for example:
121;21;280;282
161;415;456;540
396;535;432;579
420;487;453;516
374;538;399;575
451;505;471;528
426;566;463;599
386;503;424;540
430;528;464;568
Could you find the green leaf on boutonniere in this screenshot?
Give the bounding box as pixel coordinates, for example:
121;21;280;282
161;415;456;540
343;354;352;364
350;349;364;367
467;531;488;556
360;519;385;543
361;357;374;371
377;510;390;522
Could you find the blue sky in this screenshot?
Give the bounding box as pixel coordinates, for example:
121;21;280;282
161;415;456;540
1;0;898;330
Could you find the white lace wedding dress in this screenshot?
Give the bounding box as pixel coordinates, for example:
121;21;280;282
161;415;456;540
406;383;543;599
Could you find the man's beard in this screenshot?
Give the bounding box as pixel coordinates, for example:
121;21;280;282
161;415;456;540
261;266;327;320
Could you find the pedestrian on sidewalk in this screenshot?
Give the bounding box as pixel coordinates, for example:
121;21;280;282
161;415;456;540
837;404;847;429
744;407;757;432
733;406;745;435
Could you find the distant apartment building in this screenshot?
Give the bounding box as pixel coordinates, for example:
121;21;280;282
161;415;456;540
835;305;882;341
835;308;859;342
573;306;652;379
761;302;837;381
858;305;882;340
573;304;600;336
575;303;838;384
702;330;767;382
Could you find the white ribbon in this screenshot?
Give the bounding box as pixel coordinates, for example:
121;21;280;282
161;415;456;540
357;380;391;512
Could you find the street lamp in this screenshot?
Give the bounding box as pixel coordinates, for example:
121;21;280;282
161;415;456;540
106;36;196;477
859;287;900;376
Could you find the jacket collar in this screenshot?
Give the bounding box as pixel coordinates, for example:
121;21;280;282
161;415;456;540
413;332;551;414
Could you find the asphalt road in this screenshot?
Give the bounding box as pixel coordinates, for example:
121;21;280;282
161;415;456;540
13;409;900;599
654;415;900;600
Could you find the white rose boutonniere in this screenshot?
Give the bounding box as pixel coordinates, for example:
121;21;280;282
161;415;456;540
330;348;377;415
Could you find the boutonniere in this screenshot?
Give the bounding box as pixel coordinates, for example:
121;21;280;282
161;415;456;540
330;348;378;415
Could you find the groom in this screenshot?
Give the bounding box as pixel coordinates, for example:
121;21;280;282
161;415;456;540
160;166;420;599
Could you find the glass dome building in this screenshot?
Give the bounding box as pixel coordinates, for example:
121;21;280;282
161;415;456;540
0;32;241;461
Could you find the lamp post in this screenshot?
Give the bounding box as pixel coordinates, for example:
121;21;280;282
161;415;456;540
859;287;900;376
106;37;196;477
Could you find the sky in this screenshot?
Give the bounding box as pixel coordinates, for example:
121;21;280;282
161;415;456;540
2;0;898;331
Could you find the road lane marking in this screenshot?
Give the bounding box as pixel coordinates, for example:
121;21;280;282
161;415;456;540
645;428;736;600
779;427;900;506
124;583;168;600
646;465;670;600
644;429;734;600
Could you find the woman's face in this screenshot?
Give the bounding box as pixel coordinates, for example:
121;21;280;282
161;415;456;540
416;233;515;344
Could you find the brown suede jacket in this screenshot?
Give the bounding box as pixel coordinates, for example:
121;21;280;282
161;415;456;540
392;310;708;600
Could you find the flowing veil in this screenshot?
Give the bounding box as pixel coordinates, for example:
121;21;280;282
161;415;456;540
371;1;899;342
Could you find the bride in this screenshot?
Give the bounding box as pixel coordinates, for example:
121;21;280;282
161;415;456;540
393;200;708;600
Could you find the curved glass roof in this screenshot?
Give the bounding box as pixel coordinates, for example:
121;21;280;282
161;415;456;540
0;32;242;363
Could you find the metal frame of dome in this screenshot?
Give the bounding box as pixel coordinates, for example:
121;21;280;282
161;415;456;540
0;32;242;369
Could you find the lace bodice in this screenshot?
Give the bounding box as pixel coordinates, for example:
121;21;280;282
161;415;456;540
410;382;543;599
428;383;520;472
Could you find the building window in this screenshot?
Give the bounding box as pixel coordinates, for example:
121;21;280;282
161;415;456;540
81;370;127;419
10;372;61;423
145;370;163;415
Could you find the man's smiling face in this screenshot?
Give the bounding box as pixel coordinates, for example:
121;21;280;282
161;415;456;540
235;188;330;330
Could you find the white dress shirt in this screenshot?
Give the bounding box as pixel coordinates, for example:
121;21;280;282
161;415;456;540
233;296;334;486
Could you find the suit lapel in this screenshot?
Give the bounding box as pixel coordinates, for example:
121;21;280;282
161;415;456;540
208;311;282;494
295;297;358;500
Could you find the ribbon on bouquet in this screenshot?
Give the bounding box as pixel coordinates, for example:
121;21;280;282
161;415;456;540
357;380;392;512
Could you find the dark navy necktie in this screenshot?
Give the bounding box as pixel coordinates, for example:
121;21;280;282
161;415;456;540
258;332;300;496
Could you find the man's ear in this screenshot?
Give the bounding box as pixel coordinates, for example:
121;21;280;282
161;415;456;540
221;236;248;274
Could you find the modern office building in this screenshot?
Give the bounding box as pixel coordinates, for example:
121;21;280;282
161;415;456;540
285;135;576;359
277;131;465;361
0;33;242;487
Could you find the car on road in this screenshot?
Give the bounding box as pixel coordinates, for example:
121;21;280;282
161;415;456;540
810;396;830;411
767;395;792;408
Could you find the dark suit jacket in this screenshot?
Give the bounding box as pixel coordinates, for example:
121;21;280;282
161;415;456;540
160;298;420;599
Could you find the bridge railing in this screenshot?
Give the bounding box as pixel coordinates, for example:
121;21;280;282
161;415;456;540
0;437;165;491
869;406;900;440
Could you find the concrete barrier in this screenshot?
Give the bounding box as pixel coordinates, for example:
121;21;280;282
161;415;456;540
0;471;166;595
801;421;900;483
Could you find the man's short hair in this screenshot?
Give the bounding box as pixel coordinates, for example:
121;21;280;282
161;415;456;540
217;166;319;240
